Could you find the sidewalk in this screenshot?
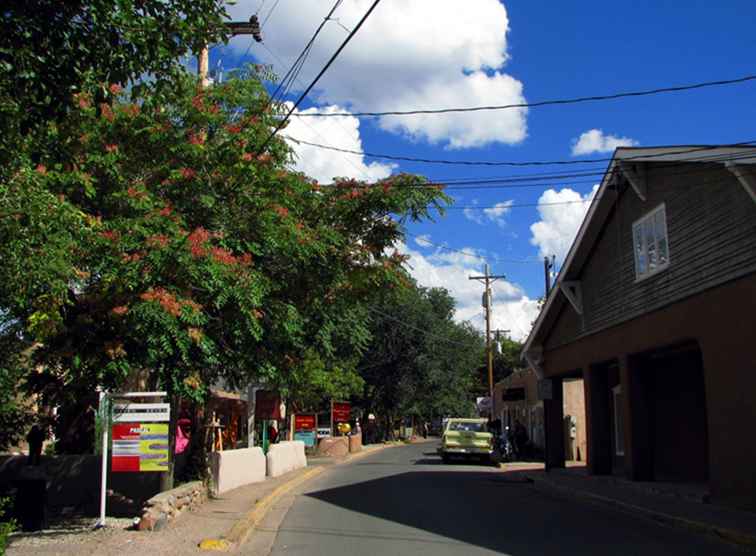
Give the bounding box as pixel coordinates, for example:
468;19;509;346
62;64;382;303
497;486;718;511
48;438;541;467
513;463;756;549
7;442;399;555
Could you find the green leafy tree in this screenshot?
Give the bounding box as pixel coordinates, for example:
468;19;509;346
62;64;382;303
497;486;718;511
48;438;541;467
358;283;484;437
0;72;446;483
0;0;230;171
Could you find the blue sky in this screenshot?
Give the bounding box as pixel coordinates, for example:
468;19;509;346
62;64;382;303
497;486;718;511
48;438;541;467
211;1;756;339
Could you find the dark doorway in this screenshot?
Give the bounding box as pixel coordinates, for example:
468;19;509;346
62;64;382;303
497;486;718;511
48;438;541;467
644;345;709;482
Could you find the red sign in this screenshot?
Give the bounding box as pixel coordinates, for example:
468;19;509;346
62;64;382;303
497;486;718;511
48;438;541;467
294;414;316;431
332;402;351;423
255;390;281;420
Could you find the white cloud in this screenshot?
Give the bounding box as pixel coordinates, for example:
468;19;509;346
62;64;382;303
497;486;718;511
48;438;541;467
571;129;639;156
226;0;527;149
464;199;513;227
396;242;540;342
414;234;432;248
283;104;394;182
529;185;599;263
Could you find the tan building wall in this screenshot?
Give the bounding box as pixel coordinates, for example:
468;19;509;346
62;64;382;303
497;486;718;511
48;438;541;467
563;378;587;462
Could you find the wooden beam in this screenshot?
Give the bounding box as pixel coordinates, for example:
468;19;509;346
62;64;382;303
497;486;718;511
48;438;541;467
724;162;756;203
619;162;647;201
560;281;583;315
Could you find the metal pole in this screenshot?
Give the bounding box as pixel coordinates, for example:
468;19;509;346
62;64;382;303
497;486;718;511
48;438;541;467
96;390;108;528
484;265;494;416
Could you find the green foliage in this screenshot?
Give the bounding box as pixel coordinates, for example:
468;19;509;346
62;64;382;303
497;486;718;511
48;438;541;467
0;331;34;450
357;282;485;425
0;0;230;171
0;497;15;555
0;71;448;421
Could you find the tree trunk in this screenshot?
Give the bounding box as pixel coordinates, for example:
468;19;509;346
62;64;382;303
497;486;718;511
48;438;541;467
159;393;179;492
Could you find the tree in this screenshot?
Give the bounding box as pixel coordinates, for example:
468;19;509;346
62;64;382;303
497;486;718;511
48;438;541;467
0;0;230;171
0;73;447;483
357;283;484;437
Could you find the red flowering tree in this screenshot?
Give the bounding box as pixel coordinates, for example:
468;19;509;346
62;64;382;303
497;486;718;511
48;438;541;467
0;73;446;472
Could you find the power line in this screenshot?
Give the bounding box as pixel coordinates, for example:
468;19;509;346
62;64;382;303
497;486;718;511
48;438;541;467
284;137;756;167
367;306;479;348
291;73;756;118
268;0;344;106
258;0;383;152
261;0;282;28
405;231;541;264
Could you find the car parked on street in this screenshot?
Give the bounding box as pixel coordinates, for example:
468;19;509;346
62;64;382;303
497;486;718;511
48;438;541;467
438;418;495;464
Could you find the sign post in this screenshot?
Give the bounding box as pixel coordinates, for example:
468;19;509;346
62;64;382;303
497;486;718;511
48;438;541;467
96;391;168;528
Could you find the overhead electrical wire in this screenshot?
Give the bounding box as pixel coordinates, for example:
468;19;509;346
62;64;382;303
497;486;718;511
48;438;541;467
258;0;383;152
284;137;756;167
267;0;344;106
366;306;479;348
404;231;542;265
291;73;756;118
261;0;282;28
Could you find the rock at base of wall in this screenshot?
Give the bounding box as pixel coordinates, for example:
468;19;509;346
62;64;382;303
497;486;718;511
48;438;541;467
348;435;362;453
317;437;349;458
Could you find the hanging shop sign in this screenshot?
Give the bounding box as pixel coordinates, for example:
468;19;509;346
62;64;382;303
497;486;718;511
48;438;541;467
294;414;316;431
255;390;282;420
112;402;170;423
111;423;169;472
332;401;351;423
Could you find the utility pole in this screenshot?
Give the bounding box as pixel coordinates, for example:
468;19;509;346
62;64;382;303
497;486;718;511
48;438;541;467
543;255;556;296
469;264;506;417
198;17;263;88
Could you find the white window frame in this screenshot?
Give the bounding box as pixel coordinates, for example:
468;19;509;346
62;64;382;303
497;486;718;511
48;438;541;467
632;203;670;281
612;385;624;456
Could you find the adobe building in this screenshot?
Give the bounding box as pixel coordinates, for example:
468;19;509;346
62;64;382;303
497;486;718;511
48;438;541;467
523;146;756;511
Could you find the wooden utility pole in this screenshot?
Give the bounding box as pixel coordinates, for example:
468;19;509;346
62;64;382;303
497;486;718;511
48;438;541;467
543;255;555;297
198;18;263;88
469;264;506;416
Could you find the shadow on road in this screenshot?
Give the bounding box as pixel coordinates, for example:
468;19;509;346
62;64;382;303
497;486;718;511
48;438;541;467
304;467;735;555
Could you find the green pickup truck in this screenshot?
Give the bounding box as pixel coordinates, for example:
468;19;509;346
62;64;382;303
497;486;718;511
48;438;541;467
438;418;495;464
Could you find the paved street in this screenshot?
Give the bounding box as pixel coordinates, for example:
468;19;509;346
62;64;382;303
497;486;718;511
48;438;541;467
260;442;741;556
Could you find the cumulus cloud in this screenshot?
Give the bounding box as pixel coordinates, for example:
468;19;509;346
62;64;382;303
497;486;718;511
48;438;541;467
283;104;394;182
529;185;599;262
464;200;513;227
226;0;527;149
571;129;638;156
396;242;540;341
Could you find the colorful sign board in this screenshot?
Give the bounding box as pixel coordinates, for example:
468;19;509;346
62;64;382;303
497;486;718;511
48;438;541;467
294;414;316;431
294;430;317;448
332;402;351;423
112;423;169;472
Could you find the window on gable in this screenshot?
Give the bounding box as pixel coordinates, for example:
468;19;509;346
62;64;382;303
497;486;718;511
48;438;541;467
632;204;670;280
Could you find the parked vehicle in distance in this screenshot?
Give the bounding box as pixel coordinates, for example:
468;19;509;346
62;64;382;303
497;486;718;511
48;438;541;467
438;418;495;464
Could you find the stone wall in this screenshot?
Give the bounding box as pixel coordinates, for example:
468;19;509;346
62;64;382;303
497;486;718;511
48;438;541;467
138;481;206;531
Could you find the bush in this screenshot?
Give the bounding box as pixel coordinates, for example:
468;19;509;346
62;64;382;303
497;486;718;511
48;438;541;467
0;497;16;556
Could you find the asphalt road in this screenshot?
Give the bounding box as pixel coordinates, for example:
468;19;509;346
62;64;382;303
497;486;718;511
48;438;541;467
262;442;741;556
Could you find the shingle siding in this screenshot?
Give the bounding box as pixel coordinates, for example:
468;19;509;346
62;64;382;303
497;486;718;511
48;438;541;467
545;163;756;350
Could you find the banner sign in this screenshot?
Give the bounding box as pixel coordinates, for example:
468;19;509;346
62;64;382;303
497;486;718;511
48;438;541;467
255;390;281;420
112;423;169;472
332;402;351;423
294;414;316;431
112;403;170;423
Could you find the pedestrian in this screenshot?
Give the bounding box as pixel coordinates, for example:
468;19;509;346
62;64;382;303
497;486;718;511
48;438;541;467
422;421;428;439
27;424;45;466
268;422;278;444
514;420;528;460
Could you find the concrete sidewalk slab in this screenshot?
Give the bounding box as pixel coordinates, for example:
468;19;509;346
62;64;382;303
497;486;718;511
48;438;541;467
519;466;756;550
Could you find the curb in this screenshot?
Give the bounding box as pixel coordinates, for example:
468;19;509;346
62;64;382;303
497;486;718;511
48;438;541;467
526;475;756;550
199;466;326;551
198;440;411;551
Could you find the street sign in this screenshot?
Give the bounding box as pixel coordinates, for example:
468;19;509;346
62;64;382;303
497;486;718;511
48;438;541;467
294;430;317;448
255;390;281;420
112;403;170;423
294;414;316;430
112;423;169;472
332;402;351;423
